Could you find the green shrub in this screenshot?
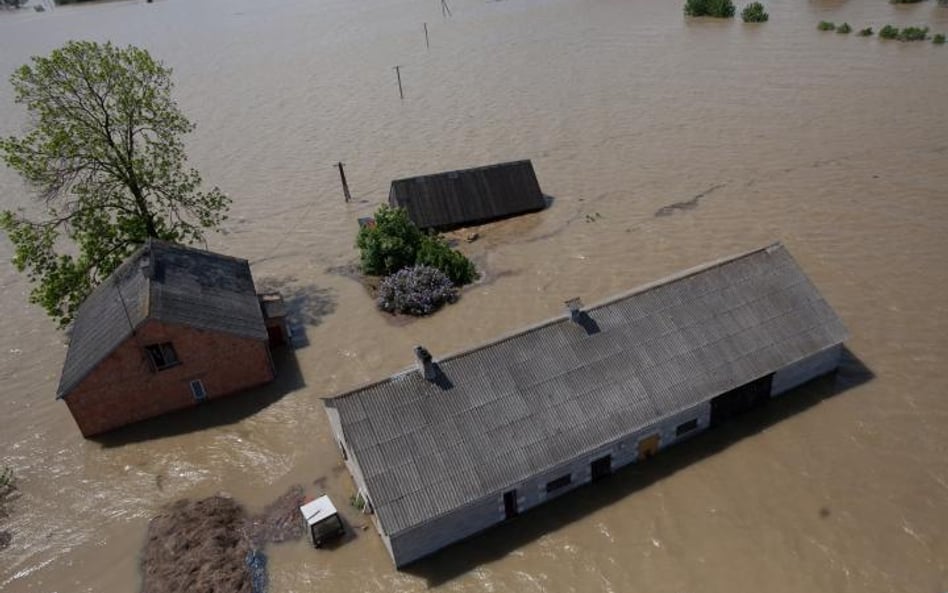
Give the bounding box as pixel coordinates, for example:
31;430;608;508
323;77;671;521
685;0;736;18
858;27;874;36
934;33;946;44
837;22;852;34
416;235;477;286
740;2;768;22
355;204;477;286
356;205;423;276
818;21;836;31
879;24;900;39
898;26;929;41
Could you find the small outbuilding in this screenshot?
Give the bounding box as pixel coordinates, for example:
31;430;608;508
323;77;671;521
57;239;277;437
324;243;849;567
388;159;546;231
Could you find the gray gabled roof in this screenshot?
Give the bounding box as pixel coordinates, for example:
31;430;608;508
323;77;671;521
57;240;267;398
388;159;546;230
325;243;848;536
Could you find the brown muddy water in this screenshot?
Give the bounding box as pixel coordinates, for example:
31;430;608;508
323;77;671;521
1;0;947;591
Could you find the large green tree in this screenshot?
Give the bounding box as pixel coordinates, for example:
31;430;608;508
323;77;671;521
0;40;229;327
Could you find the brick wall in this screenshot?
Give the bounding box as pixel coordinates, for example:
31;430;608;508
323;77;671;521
64;320;274;437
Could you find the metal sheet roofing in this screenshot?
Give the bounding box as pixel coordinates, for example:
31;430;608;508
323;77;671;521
57;240;267;398
325;243;848;536
387;159;546;230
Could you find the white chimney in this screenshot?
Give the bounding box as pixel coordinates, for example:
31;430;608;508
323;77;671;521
414;346;437;381
565;297;583;323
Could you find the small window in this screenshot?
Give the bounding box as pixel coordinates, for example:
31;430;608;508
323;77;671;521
189;379;207;402
676;419;699;437
145;342;179;371
545;474;572;493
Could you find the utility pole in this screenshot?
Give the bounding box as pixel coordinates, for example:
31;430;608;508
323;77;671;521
424;22;430;50
393;65;404;100
336;162;352;203
441;0;452;18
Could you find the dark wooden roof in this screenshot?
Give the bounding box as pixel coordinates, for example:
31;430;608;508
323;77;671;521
388;160;546;230
326;243;848;536
57;240;267;398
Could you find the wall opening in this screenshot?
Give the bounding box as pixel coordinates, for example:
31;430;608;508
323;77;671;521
591;454;612;481
637;434;660;461
675;419;699;437
545;474;572;493
189;379;207;402
503;489;518;519
710;373;774;427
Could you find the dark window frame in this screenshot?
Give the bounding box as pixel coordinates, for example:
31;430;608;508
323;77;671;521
189;379;207;401
545;474;572;493
676;418;699;437
145;342;180;371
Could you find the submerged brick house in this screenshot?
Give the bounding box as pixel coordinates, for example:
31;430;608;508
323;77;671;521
57;240;276;437
324;243;848;567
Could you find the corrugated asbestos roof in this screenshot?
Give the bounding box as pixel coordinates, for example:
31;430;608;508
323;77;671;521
57;240;267;398
326;243;848;536
388;160;546;230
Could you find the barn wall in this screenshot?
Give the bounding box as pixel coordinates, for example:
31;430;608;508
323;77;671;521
386;401;711;567
771;344;843;396
64;320;274;437
324;405;388;537
389;493;502;567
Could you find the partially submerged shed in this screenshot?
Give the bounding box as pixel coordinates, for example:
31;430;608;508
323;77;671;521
388;160;545;231
324;243;848;567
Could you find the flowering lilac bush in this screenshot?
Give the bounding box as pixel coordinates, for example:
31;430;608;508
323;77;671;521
376;265;458;316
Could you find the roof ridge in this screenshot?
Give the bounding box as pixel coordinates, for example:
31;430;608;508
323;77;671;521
325;242;783;403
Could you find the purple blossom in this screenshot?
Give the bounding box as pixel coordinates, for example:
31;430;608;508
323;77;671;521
376;265;458;316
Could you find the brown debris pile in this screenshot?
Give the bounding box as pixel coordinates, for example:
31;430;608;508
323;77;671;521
247;485;305;547
141;486;307;593
141;496;252;593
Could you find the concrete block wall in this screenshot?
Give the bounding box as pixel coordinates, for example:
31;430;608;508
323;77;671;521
771;344;842;397
385;400;713;567
65;320;274;436
390;493;501;567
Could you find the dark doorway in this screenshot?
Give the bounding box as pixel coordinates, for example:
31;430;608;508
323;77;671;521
503;490;518;520
591;455;612;481
710;373;774;427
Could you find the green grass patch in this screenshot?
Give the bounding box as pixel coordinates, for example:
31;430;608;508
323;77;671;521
898;26;929;41
740;2;768;22
818;21;836;31
879;24;900;39
837;22;852;34
684;0;736;18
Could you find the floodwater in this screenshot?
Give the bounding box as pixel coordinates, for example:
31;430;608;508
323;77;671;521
0;0;946;591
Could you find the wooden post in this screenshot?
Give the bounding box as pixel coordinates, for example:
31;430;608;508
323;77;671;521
393;65;404;100
424;22;429;50
336;162;352;203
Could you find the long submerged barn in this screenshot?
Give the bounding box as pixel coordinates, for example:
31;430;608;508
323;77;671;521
388;159;546;231
324;243;848;567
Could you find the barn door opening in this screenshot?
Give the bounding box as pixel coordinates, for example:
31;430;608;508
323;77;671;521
710;373;774;427
591;455;612;481
503;490;518;520
637;434;660;461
